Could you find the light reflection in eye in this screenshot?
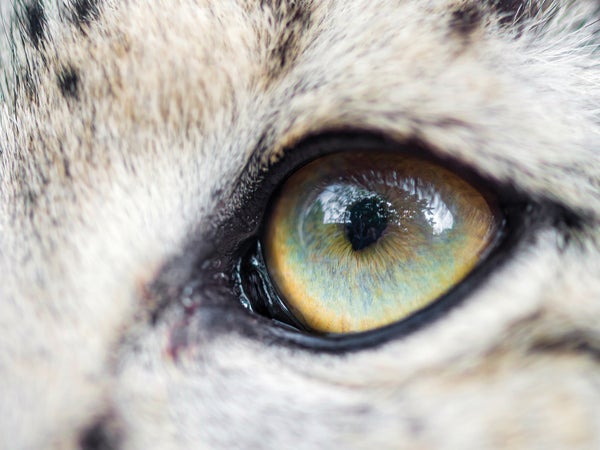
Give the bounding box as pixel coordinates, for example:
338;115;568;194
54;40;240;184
417;187;455;235
306;178;455;242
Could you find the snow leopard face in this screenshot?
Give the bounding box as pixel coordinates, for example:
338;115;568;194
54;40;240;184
1;0;599;448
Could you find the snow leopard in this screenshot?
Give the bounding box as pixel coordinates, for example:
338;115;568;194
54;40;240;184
1;0;599;448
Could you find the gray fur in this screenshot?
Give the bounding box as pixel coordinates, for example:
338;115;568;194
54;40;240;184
0;0;599;448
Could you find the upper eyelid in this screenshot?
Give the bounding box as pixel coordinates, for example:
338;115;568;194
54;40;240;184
236;124;597;227
231;130;516;211
212;129;592;301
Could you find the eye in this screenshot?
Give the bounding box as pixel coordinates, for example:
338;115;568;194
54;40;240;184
262;152;498;333
233;138;513;342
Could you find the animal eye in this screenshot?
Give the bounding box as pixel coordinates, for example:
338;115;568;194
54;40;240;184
235;146;505;339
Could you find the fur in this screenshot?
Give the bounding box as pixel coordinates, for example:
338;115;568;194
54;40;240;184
0;0;599;448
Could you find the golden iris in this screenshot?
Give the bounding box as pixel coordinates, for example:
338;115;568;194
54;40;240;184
264;152;498;334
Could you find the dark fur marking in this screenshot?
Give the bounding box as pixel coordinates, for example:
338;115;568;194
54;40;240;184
57;65;80;99
79;416;121;450
19;0;46;49
493;0;529;25
70;0;101;27
63;158;72;178
260;0;312;79
494;0;524;17
450;4;484;36
491;0;552;25
16;61;40;104
530;333;600;362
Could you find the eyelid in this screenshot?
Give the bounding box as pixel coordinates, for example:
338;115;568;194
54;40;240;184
223;130;522;248
226;130;547;351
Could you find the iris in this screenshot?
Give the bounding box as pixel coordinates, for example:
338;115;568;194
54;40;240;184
264;152;498;333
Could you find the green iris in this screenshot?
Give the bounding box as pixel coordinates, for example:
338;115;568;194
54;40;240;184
264;152;498;333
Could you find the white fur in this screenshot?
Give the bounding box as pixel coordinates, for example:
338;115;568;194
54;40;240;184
0;0;599;448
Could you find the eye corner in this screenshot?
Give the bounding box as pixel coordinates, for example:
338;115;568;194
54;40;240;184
234;240;310;331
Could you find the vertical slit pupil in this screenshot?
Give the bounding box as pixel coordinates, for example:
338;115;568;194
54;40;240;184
345;196;388;251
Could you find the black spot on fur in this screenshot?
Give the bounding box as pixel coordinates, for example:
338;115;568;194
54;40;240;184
79;416;121;450
259;0;312;79
57;66;80;99
19;0;46;49
490;0;551;25
70;0;101;27
450;4;483;36
530;332;600;362
494;0;524;17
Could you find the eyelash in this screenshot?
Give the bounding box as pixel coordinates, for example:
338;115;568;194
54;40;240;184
217;130;540;352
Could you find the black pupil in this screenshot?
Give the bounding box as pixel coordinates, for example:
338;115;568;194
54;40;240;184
345;196;388;251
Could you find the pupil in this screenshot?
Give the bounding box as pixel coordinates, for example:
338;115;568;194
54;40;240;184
345;196;388;251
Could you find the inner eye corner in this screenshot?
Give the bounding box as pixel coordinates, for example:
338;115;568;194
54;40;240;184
232;136;523;347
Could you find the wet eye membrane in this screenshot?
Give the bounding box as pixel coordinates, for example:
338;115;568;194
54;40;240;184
233;135;526;346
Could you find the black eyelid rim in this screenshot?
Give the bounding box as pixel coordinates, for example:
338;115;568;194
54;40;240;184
235;201;537;354
233;130;527;221
223;129;582;353
259;202;532;353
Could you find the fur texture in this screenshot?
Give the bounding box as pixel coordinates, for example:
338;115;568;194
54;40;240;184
1;0;600;448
